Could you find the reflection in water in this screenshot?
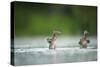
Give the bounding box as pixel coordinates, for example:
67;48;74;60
13;36;97;66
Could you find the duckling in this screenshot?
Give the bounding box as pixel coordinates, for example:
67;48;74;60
47;31;61;49
79;30;90;48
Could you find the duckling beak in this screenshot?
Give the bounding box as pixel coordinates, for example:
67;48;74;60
53;31;61;35
57;31;61;34
55;31;61;34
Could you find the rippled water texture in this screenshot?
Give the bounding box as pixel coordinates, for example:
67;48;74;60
12;36;97;66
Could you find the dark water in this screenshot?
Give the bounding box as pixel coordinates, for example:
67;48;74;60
12;36;97;66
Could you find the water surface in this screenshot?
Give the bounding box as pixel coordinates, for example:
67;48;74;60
12;36;97;66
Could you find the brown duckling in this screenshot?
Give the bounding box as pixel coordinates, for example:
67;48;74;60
79;30;90;48
47;31;61;49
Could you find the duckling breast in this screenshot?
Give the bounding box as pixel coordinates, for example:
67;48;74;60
82;40;87;45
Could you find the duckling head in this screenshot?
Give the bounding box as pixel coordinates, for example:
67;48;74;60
84;30;88;36
53;31;61;35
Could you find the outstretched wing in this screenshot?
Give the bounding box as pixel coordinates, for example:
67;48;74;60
47;38;52;43
87;40;90;43
79;41;82;45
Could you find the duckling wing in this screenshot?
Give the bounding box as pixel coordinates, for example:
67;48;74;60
47;38;52;43
79;41;82;45
87;40;90;43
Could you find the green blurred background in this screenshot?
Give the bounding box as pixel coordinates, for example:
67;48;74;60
14;2;97;36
